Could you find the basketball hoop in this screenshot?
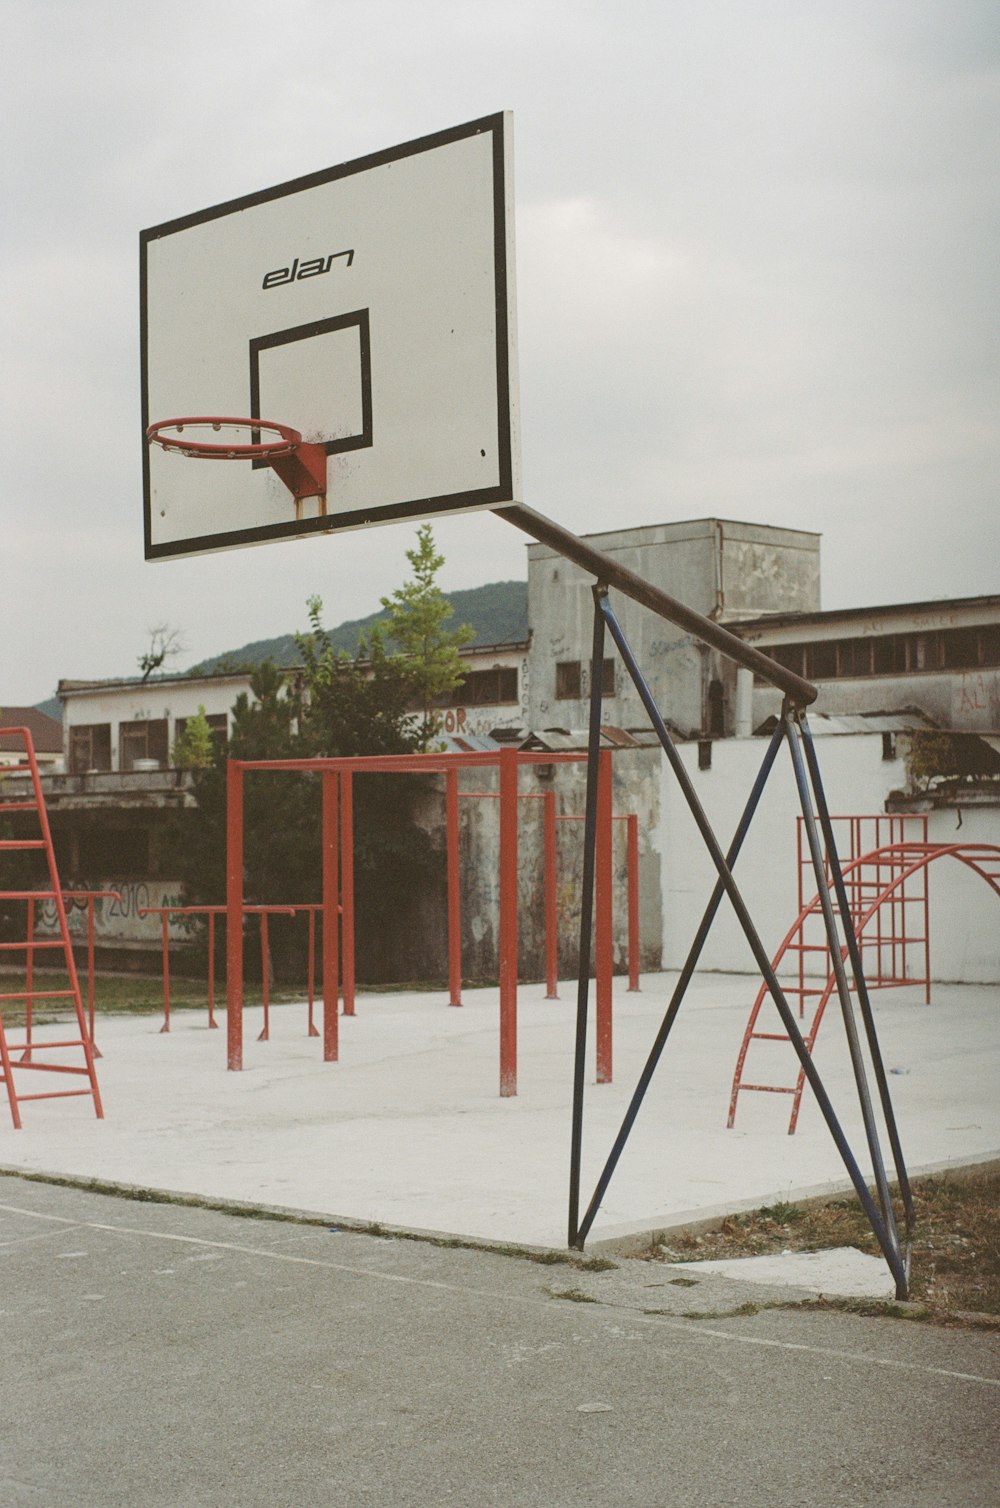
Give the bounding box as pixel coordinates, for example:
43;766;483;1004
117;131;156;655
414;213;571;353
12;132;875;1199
146;416;327;516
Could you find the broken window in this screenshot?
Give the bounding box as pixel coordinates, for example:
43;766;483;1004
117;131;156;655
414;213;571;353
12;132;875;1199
120;719;169;771
68;723;111;774
555;661;582;699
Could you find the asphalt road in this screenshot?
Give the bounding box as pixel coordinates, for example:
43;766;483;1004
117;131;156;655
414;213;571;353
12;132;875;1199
0;1173;997;1507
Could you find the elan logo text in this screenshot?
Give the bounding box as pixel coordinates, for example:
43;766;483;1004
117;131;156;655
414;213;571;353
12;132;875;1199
262;249;354;289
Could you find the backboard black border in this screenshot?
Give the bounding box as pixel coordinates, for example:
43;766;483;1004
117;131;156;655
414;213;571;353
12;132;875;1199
248;311;374;467
141;112;515;561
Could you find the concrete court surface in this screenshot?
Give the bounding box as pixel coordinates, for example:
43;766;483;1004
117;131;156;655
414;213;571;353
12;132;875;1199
1;1175;998;1508
0;972;996;1269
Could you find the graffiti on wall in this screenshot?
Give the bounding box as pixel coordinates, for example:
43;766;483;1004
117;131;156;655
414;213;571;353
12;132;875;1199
36;880;187;944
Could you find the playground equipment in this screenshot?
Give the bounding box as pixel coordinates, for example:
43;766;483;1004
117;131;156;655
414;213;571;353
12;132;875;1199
729;823;1000;1133
224;748;626;1094
0;728;104;1127
138;902;327;1038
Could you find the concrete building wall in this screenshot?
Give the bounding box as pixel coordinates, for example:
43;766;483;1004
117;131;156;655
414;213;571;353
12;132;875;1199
61;674;253;772
657;732;1000;984
744;596;1000;734
439;748;663;986
526;519;820;740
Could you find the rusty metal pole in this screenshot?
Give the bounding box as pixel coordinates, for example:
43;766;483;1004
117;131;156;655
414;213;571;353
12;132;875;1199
257;911;270;1041
321;771;339;1062
159;911;171;1034
307;908;319;1036
340;771;356;1017
207;910;217;1028
498;748;518;1096
595;749;613;1083
226;761;244;1071
544;789;558;999
446;768;462;1006
626;813;640;992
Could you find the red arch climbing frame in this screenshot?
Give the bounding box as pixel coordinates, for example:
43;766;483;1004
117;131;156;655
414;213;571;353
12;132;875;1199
728;839;1000;1133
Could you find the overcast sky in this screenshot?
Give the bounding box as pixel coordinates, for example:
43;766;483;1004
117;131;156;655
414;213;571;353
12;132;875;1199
2;0;997;706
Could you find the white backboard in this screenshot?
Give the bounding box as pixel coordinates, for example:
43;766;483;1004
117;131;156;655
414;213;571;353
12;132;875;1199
141;113;520;560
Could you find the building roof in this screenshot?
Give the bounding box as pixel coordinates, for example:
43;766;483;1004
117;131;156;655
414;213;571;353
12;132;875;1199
0;706;63;753
734;592;1000;635
58;669;256;697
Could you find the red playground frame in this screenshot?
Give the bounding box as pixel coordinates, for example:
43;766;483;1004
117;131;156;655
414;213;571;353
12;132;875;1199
225;747;635;1095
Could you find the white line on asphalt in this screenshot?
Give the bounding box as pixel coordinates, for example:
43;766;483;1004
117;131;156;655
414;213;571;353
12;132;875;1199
2;1199;998;1390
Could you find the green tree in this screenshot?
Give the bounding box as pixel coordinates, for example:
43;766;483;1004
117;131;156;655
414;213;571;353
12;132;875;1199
172;706;215;770
295;597;421;759
378;524;474;747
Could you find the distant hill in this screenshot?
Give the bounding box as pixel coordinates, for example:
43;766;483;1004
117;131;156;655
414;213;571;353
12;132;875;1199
189;580;528;675
33;696;62;720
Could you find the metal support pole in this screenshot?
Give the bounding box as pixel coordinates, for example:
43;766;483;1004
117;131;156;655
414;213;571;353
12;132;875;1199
340;771;356;1017
575;720;787;1247
257;911;270;1041
626;814;640;991
226;761;244;1071
307;908;319;1036
568;586;608;1246
446;768;462;1006
498;747;518;1096
544;789;558;999
322;771;339;1062
585;599;906;1293
85;896;101;1055
595;748;613;1084
159;911;171;1034
23;897;34;1062
797;712;915;1260
785;709;906;1287
207;911;217;1029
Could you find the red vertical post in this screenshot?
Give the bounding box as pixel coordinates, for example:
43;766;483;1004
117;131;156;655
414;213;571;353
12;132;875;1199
322;771;339;1062
23;897;34;1061
159;912;171;1034
544;789;558;999
446;768;462;1006
595;749;613;1084
226;760;244;1071
86;896;97;1048
207;911;217;1028
340;771;356;1017
257;912;270;1041
498;748;518;1097
307;908;319;1035
626;813;640;992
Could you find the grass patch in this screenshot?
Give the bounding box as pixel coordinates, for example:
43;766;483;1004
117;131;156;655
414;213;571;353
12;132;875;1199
646;1165;1000;1323
0;968;313;1021
547;1286;598;1304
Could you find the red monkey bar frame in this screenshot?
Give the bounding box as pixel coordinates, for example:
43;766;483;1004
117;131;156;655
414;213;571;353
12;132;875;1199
225;747;628;1094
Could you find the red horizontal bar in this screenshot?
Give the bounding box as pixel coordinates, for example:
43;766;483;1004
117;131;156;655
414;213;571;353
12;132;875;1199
9;1060;92;1073
232;749;589;775
0;989;75;1001
0;940;64;951
0;840;45;849
14;1088;94;1100
739;1083;796;1094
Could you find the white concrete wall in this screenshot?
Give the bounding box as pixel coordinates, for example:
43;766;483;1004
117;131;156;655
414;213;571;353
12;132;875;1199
658;732;1000;984
62;675;253;771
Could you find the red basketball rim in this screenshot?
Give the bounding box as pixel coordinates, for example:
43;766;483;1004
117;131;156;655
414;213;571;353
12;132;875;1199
146;416;302;460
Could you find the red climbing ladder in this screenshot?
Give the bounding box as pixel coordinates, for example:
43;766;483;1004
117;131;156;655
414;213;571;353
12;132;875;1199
728;816;1000;1135
0;727;103;1128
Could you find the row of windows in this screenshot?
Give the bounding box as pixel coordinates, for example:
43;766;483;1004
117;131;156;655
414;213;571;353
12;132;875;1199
755;624;1000;684
68;715;227;774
